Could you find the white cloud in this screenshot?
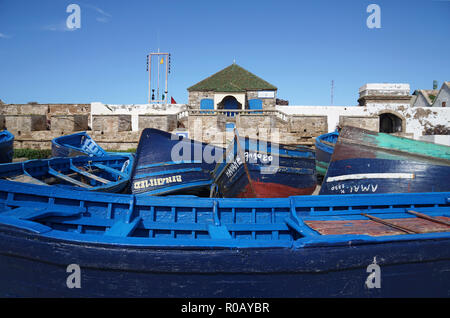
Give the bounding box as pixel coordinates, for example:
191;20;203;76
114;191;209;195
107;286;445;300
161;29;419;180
96;16;109;23
0;32;11;39
85;4;112;23
42;22;77;32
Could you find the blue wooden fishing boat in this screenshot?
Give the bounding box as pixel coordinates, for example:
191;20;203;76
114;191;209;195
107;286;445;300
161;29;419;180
0;154;133;193
131;128;224;197
0;179;449;297
52;131;108;157
320;126;450;195
213;132;317;198
315;131;338;177
0;130;14;164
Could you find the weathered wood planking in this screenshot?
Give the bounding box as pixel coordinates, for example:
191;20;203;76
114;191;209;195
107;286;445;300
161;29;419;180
305;216;450;237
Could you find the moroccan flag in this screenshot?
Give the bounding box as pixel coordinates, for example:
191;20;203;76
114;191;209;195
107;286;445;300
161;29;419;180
171;97;176;104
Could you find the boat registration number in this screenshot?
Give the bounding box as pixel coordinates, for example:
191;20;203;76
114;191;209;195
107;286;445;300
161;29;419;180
134;175;183;190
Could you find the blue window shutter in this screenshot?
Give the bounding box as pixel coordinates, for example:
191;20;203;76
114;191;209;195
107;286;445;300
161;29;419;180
200;99;214;110
248;99;263;110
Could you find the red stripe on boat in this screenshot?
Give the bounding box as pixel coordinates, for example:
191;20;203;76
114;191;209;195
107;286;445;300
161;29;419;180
237;181;317;198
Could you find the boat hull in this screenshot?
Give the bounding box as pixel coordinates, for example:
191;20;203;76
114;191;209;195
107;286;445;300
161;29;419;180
214;138;317;198
0;155;133;193
131;129;223;196
0;179;449;297
321;157;450;195
0;130;14;164
52;132;108;157
0;225;448;297
320;126;450;195
216;162;317;198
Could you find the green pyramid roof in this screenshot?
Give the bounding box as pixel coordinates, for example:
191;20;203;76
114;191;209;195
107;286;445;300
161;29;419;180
187;64;277;92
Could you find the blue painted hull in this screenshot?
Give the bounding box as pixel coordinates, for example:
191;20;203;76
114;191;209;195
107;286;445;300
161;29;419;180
320;126;450;195
52;132;108;157
214;137;317;198
0;179;449;297
0;130;14;164
131;128;224;196
320;157;450;195
0;226;449;297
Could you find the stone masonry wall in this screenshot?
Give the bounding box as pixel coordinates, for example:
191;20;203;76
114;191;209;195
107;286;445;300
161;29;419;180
2;101;448;151
51;115;89;133
339;116;379;131
188;115;227;146
246;91;276;110
4;115;47;135
138;114;177;132
188;91;215;109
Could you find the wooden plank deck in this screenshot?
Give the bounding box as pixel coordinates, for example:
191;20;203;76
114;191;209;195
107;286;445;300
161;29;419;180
305;216;450;237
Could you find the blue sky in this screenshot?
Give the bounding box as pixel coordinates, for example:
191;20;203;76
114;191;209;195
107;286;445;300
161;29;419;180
0;0;449;105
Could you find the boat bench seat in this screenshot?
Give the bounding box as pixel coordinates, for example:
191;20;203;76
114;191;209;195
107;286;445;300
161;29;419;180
0;206;85;220
48;168;92;188
70;164;110;184
208;224;232;239
105;217;142;237
92;163;128;179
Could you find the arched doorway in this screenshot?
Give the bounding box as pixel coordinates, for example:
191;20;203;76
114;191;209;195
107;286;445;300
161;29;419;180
379;113;403;133
218;96;242;117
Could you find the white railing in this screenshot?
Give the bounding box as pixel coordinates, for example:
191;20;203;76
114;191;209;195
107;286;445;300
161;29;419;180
175;109;290;122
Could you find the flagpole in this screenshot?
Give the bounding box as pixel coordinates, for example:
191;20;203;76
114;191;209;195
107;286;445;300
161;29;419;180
165;53;168;104
148;53;153;103
157;55;160;102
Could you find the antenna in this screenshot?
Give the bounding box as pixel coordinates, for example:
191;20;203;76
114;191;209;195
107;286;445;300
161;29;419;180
331;80;334;105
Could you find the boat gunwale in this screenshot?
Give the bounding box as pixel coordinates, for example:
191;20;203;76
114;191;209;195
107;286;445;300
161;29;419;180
336;137;450;167
315;131;338;152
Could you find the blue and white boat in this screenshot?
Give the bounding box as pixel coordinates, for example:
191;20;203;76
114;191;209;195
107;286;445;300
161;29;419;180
315;131;338;177
0;178;449;297
0;154;133;193
52;131;108;157
131;128;224;196
0;130;14;164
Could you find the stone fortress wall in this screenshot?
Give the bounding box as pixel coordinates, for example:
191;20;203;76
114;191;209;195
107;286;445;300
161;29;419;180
1;83;449;150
